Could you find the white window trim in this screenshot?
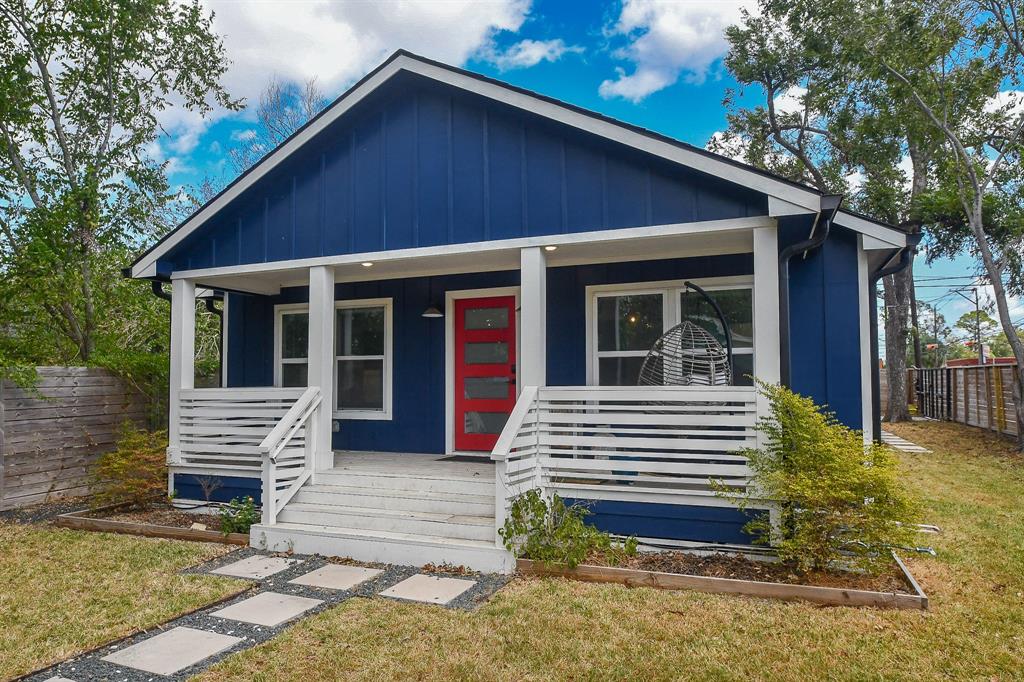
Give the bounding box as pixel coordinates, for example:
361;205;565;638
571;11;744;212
585;275;755;386
274;298;393;421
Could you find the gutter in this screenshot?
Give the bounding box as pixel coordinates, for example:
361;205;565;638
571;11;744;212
779;194;844;387
869;236;921;443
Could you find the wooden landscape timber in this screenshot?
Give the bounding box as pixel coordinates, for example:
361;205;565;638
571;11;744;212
53;503;248;546
516;557;928;610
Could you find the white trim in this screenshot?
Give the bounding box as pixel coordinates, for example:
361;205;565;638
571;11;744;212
752;226;781;386
444;286;520;455
168;217;769;282
584;275;755;386
834;213;907;247
308;266;336;470
857;235;874;443
273;298;394;421
520;248;547;387
168;279;195;464
768;196;815;217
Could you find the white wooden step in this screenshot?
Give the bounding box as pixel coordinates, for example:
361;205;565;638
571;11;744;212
316;469;492;496
276;502;494;542
293;484;494;516
250;522;514;573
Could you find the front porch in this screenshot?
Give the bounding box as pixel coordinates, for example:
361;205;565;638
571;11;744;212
165;221;781;572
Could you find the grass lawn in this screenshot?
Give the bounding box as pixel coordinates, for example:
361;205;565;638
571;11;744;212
0;523;244;680
194;420;1024;681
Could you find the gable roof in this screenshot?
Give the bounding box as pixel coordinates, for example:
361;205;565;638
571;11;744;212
130;50;905;278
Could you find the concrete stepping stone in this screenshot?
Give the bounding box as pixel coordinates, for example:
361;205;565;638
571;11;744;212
288;564;382;590
211;555;299;579
44;677;77;682
380;574;476;605
211;591;323;627
100;626;241;676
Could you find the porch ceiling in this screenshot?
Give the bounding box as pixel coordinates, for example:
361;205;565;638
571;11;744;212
177;219;759;296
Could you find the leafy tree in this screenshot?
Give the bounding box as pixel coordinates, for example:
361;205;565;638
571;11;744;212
714;0;941;423
0;0;238;378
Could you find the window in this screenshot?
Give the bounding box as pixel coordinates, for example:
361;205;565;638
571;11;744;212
591;281;754;387
275;299;392;419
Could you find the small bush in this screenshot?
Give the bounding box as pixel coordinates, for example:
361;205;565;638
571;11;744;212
499;489;637;568
720;381;921;573
219;496;260;535
90;423;167;509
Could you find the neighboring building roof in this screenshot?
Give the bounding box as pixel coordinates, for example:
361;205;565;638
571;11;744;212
130;50;907;279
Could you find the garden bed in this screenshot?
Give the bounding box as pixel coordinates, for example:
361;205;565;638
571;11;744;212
518;551;928;610
53;501;249;545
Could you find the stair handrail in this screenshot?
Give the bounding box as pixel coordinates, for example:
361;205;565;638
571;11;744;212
259;385;322;526
491;385;540;548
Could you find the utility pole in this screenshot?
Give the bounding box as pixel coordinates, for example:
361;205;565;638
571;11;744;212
975;287;984;366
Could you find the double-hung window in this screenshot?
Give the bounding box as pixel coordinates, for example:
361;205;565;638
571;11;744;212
275;299;392;419
590;280;754;387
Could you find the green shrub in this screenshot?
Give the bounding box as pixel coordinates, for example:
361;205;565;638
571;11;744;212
89;423;167;509
219;496;260;535
720;381;921;573
499;489;637;568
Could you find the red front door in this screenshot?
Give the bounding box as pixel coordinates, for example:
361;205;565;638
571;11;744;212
454;296;517;451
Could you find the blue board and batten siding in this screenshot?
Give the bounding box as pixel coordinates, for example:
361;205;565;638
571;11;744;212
160;72;766;273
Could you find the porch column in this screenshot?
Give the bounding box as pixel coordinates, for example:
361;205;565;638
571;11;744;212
520;247;547;388
168;278;196;466
308;265;336;471
752;225;781;386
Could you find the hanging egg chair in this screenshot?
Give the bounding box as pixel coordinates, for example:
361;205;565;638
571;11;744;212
637;281;735;387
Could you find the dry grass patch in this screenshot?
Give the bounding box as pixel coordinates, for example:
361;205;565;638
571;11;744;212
194;421;1024;681
0;523;244;680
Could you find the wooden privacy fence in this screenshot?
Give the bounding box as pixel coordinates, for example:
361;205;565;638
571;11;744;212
0;367;149;510
909;364;1020;438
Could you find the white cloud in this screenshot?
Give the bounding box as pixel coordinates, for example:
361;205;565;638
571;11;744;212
482;38;583;71
230;128;257;142
984;89;1024;117
706;130;747;161
599;0;756;102
772;85;806;115
204;0;531;105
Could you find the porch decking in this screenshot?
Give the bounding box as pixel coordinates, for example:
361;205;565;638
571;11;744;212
250;450;513;573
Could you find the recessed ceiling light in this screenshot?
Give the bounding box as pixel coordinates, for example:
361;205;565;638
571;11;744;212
544;245;558;251
361;262;373;267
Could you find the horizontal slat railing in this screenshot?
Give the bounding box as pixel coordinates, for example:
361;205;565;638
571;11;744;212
259;386;321;526
177;387;307;473
492;385;759;548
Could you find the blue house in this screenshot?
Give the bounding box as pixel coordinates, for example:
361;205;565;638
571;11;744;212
129;51;912;572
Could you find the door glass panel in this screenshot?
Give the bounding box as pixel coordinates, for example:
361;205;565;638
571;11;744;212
281;313;309;359
465;341;508;364
597;294;663;352
281;362;308;387
731;353;754;386
464;376;510;399
464;411;510;434
337;358;385;410
598;356;647;386
465;306;509;330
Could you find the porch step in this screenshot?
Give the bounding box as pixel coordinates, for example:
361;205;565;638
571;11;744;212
293;484;494;516
250;522;515;574
315;469;493;496
276;502;494;542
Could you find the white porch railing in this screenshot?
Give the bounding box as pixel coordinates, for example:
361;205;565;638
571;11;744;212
491;384;759;547
259;386;321;525
174;386;320;525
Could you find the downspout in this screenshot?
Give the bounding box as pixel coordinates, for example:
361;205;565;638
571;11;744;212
869;237;921;442
778;194;844;387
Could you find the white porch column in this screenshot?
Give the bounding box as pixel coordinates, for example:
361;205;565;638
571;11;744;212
520;247;547;388
308;265;336;471
168;278;196;465
752;225;781;387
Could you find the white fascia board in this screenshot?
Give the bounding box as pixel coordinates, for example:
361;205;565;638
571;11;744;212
132;54;823;279
834;212;906;247
768;196;815;217
170;216;775;281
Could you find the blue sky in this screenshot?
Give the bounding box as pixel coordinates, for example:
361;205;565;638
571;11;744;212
159;0;982;351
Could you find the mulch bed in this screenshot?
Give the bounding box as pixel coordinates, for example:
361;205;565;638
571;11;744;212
586;550;911;593
94;503;221;531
